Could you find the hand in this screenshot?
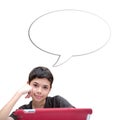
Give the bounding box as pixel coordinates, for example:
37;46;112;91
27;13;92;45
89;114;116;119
17;84;32;98
25;91;31;99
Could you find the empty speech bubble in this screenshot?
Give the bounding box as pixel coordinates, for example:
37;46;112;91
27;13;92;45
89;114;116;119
28;9;111;67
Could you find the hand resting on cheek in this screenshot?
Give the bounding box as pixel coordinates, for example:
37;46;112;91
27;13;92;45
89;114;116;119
17;84;32;98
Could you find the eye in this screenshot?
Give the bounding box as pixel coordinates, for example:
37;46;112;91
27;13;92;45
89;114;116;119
33;83;39;87
43;85;49;89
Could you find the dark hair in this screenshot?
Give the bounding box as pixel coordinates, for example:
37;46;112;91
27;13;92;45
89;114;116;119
28;66;54;87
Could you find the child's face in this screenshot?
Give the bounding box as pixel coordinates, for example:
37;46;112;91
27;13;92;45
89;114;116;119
29;78;51;103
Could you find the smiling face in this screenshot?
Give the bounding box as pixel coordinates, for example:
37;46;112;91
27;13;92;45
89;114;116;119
29;78;51;107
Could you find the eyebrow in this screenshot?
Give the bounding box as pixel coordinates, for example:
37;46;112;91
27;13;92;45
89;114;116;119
33;82;39;84
33;82;49;86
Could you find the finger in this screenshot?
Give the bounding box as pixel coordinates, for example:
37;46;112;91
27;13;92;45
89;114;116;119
25;92;31;98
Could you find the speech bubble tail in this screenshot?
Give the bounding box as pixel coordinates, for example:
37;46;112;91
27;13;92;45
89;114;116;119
53;55;72;67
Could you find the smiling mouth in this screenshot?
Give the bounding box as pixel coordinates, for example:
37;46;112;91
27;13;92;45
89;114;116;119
35;95;42;99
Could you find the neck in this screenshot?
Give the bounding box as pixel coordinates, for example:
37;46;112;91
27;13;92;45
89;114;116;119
32;100;46;108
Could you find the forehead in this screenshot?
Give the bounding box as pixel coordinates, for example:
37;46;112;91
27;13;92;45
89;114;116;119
30;78;51;86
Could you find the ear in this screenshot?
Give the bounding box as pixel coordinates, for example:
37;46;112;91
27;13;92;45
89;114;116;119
49;87;52;92
27;81;29;84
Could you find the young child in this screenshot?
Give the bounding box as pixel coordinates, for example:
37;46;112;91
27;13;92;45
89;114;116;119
0;66;74;120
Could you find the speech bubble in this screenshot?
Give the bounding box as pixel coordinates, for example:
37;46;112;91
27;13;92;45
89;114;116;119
28;9;111;67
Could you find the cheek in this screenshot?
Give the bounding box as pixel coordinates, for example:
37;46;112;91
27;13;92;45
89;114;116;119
45;89;51;95
30;87;36;94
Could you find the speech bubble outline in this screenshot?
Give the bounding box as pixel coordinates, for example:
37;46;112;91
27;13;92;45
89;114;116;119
28;9;111;67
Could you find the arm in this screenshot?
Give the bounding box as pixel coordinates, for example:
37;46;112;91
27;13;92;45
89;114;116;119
0;84;32;120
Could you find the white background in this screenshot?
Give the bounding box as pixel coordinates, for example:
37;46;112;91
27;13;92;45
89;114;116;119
0;0;120;120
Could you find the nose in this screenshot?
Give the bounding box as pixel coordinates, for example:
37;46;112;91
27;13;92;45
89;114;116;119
37;87;42;93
